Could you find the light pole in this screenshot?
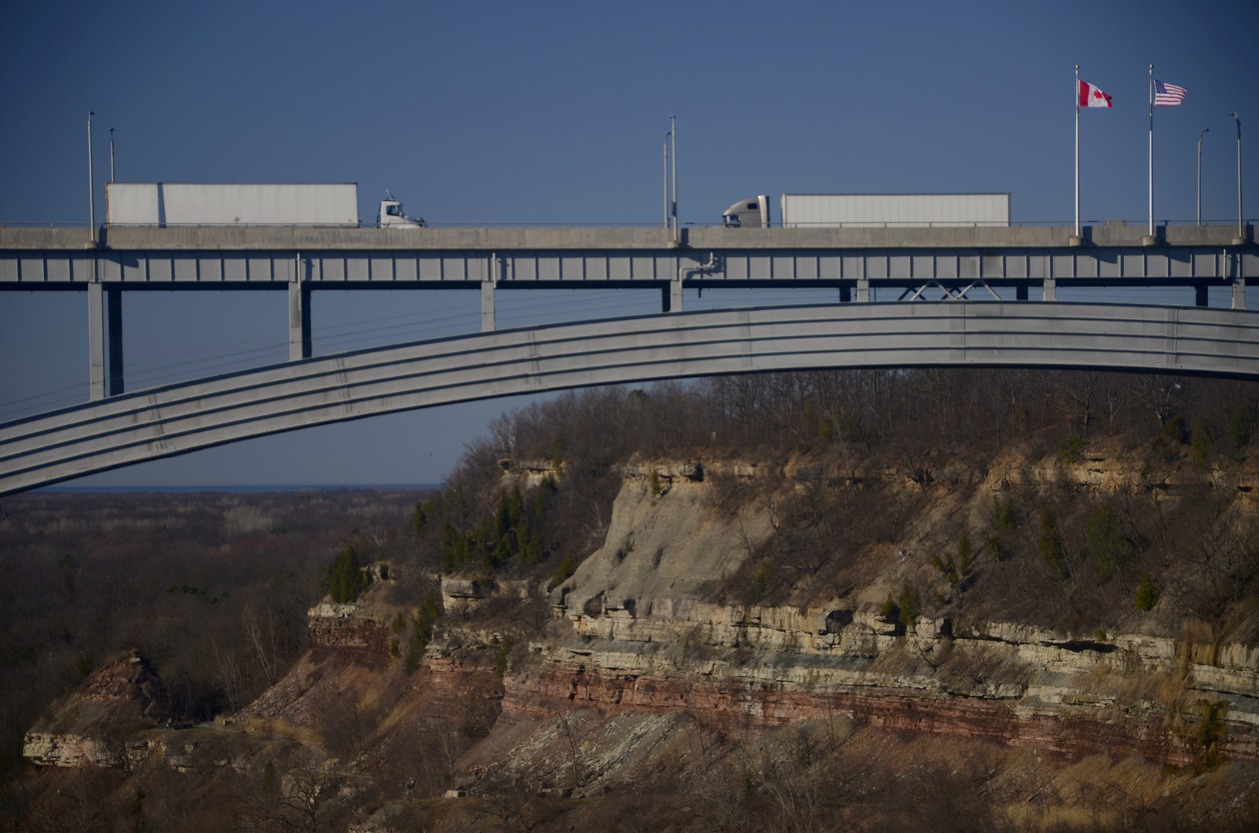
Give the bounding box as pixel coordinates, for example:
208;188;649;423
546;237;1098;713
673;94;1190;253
1229;112;1243;243
670;115;678;241
1197;128;1208;225
87;111;96;244
109;127;115;182
663;132;669;229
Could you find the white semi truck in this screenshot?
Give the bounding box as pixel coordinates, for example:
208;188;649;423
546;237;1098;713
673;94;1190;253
105;183;425;228
722;193;1010;229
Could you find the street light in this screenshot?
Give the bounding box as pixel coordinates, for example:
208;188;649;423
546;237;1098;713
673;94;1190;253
1229;112;1243;243
87;111;96;244
1197;128;1208;225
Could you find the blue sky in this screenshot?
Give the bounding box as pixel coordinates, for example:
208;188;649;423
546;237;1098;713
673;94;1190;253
1;1;1256;487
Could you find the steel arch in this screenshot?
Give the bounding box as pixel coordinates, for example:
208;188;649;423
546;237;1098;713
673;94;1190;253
2;302;1257;495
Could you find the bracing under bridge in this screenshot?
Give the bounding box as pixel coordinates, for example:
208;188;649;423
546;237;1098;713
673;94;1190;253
1;301;1257;496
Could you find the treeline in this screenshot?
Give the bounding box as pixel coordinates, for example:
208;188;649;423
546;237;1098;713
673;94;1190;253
485;370;1257;465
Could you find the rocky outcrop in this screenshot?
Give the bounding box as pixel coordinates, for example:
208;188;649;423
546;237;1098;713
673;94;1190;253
506;601;1259;764
306;561;402;652
307;601;394;652
501;456;1259;766
23;650;167;768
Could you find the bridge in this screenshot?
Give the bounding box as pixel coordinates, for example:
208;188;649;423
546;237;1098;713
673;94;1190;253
0;223;1255;494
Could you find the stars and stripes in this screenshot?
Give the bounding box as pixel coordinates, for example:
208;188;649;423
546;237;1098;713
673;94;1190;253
1154;80;1186;106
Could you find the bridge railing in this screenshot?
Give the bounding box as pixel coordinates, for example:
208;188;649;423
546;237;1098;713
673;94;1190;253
3;217;1256;231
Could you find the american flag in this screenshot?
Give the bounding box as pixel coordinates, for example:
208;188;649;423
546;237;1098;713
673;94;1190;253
1154;80;1187;106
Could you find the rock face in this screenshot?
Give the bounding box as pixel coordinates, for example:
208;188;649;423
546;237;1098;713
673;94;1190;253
511;603;1259;764
23;650;167;768
307;601;393;652
506;457;1259;766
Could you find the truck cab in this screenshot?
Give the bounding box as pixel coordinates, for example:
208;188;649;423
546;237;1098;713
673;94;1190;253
379;193;425;228
721;195;770;228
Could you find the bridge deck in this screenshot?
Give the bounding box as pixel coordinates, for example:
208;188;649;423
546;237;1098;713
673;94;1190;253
1;224;1253;289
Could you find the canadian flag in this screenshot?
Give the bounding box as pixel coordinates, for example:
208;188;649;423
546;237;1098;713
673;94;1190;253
1079;80;1113;108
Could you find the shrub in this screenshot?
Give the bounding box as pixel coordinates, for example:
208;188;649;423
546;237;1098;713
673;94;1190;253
494;637;514;679
1085;504;1130;580
956;530;974;579
1058;434;1085;464
1134;572;1161;611
983;530;1006;561
1162;416;1186;444
896;583;921;629
1190;421;1213;466
1037;511;1069;580
325;546;369;603
1227;404;1256;449
548;554;577;591
412;494;437;536
751;560;774;595
1197;701;1228;769
76;651;95;679
404;591;442;673
878;594;898;622
993;495;1017;534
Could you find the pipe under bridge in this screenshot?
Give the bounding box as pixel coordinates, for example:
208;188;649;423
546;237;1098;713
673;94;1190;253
1;223;1254;401
1;301;1258;496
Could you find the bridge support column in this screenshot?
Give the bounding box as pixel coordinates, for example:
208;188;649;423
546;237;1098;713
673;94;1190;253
663;280;683;313
288;280;311;361
88;282;124;400
481;281;496;331
1195;285;1209;308
1234;277;1247;310
1042;277;1056;301
839;285;851;303
855;278;870;303
1016;285;1028;301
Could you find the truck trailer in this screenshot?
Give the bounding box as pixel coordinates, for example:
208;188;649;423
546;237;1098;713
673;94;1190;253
105;183;424;228
722;193;1010;229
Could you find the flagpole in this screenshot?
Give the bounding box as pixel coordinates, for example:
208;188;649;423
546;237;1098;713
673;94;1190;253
1148;64;1154;240
1075;65;1080;240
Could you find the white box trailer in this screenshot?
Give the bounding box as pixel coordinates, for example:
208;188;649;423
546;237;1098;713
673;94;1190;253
106;183;360;226
780;193;1009;228
723;193;1010;228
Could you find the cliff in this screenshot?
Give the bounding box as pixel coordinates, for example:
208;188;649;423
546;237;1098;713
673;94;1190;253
497;455;1259;767
19;440;1259;830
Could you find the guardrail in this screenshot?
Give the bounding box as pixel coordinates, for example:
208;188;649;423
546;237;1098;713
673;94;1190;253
2;218;1256;231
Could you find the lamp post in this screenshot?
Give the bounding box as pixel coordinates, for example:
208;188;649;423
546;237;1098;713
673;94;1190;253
670;115;678;241
87;111;96;244
109;127;115;182
662;134;668;229
1229;112;1243;243
1197;128;1208;225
